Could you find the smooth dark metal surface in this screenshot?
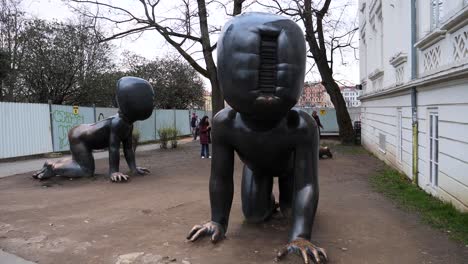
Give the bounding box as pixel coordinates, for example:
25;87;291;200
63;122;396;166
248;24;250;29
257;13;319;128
33;76;154;183
187;12;327;263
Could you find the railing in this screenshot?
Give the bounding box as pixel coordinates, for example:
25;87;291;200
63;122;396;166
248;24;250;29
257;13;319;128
416;7;468;77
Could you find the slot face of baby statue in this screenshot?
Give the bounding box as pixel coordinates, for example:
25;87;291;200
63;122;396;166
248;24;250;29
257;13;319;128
33;76;154;183
186;12;327;264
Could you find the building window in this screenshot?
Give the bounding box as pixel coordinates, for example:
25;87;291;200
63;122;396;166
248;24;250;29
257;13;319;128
396;109;403;163
379;133;386;153
431;0;444;29
429;111;439;186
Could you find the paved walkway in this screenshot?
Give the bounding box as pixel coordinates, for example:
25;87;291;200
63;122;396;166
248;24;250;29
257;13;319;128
0;249;36;264
0;138;193;178
0;141;467;263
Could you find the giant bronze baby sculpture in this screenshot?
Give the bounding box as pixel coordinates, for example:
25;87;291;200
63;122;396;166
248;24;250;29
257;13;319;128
187;13;327;263
33;76;153;183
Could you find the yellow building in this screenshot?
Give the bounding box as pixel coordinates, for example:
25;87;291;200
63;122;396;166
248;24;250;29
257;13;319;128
204;90;212;111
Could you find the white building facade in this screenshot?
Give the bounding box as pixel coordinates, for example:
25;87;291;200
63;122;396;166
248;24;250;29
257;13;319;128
359;0;468;211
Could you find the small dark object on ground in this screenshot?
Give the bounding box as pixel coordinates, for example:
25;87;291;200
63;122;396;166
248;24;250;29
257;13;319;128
319;146;332;159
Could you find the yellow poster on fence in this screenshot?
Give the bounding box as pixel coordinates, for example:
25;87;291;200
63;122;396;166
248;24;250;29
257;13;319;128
320;109;326;116
72;106;79;115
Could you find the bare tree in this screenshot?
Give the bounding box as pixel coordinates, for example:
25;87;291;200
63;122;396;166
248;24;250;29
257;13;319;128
67;0;249;114
0;0;25;101
126;53;205;109
258;0;358;143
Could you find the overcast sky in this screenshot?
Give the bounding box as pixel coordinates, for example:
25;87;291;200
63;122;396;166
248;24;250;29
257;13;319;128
23;0;359;89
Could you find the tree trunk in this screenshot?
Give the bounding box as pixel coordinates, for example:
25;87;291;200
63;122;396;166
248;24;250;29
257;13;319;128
322;78;355;144
306;53;354;143
314;57;354;144
302;0;354;144
197;0;224;114
209;69;223;114
233;0;244;15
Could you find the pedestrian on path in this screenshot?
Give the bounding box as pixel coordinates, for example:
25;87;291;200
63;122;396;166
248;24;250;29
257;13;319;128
199;115;211;159
191;113;200;140
312;110;324;137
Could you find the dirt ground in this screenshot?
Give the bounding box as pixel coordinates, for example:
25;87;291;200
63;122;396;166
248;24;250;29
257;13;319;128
0;141;467;264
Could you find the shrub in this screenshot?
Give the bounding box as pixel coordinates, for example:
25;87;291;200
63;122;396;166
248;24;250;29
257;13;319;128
170;128;179;148
158;127;179;149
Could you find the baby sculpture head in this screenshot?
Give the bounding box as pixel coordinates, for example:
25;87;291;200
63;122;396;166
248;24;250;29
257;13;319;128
217;12;306;121
116;76;155;122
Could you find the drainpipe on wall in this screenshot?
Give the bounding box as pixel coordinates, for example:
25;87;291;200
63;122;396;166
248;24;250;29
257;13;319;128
411;0;419;185
411;88;418;185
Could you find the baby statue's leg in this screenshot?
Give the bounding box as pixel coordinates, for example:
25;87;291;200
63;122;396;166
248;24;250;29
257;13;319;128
241;165;275;223
33;142;95;180
278;174;294;218
54;141;95;177
278;158;295;218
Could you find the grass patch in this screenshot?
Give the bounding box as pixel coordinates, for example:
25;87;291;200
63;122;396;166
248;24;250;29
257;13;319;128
370;167;468;245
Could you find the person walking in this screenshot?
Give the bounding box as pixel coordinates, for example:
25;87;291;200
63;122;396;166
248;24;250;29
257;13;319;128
191;113;199;140
199;115;211;159
312;110;324;137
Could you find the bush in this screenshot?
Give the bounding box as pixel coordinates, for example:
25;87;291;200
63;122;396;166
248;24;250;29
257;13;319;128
170;128;179;148
158;127;179;149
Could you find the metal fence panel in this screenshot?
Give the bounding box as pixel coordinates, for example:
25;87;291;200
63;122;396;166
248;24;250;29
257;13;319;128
135;111;156;143
297;107;339;134
0;102;221;159
315;108;338;134
0;102;53;159
176;110;191;136
51;105;94;152
155;110;175;140
300;107;313;115
95;107;117;121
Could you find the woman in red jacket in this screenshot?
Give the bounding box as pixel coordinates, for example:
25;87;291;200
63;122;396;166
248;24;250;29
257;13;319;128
199;115;211;159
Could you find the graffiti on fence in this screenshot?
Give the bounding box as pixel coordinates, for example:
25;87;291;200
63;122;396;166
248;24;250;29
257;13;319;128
53;110;84;149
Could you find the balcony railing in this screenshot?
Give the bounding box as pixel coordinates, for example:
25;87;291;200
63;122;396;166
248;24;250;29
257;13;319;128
416;6;468;77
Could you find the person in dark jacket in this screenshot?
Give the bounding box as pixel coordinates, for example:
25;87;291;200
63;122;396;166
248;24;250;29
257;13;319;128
312;111;324;137
199;115;211;158
191;113;199;140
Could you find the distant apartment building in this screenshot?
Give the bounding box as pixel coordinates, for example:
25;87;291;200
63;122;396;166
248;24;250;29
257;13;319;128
298;83;360;108
359;0;468;211
341;86;362;107
203;90;212;111
298;82;333;108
